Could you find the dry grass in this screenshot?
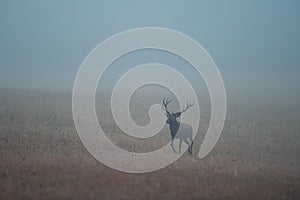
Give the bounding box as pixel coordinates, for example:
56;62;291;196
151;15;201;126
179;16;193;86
0;89;299;199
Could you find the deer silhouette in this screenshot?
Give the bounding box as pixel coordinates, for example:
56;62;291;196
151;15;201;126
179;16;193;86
162;98;194;155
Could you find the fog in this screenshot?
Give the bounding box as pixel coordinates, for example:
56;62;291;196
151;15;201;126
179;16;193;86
0;0;299;91
0;1;299;199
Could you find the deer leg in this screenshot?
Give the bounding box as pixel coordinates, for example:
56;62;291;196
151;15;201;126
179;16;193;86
171;139;177;153
183;138;192;155
179;139;182;154
189;141;194;155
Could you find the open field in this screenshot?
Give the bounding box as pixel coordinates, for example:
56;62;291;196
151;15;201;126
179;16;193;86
0;88;299;199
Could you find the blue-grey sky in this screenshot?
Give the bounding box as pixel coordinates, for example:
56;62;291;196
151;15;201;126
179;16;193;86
0;0;299;90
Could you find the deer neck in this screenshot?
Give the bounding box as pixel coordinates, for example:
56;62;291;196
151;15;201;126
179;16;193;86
170;120;180;139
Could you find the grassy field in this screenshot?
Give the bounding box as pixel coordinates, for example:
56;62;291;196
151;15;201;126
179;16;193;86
0;88;299;199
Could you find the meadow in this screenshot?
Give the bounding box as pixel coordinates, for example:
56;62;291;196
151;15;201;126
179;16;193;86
0;88;299;199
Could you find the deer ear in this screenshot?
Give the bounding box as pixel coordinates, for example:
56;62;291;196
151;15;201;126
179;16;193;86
174;112;181;118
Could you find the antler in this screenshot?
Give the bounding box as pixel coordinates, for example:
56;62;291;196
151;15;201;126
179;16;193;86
176;102;194;114
162;98;172;115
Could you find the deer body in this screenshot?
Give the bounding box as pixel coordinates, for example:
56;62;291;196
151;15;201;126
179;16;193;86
162;99;194;155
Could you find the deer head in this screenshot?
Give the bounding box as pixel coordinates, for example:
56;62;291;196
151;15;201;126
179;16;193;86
162;98;194;125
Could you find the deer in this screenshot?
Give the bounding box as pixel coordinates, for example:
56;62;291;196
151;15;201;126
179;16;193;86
162;98;194;155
